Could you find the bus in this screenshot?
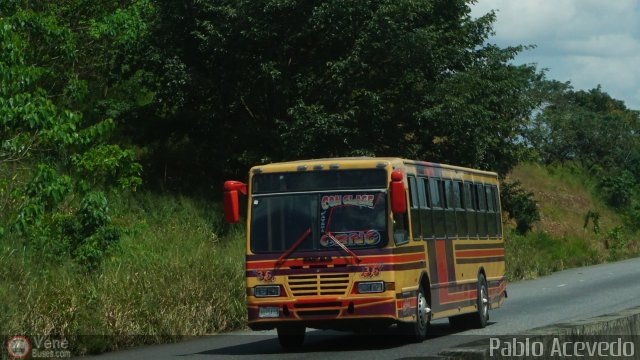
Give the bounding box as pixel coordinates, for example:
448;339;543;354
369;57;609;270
223;157;506;347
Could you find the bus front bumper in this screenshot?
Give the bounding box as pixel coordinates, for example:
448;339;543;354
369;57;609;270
247;296;399;330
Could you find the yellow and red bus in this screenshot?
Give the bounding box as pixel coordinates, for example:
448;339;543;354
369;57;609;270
223;157;506;347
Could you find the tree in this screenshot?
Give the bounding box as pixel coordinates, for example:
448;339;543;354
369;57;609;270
525;85;640;173
524;83;640;214
0;2;144;268
500;180;540;234
135;0;543;186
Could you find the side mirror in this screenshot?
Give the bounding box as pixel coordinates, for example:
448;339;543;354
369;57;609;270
223;180;247;223
390;170;407;214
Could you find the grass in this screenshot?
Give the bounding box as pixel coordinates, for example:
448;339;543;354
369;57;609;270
508;162;621;239
505;162;640;280
0;192;247;354
505;231;601;280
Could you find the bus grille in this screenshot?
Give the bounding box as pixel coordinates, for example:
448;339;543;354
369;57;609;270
287;274;350;296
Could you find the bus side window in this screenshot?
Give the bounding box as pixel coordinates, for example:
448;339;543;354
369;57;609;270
476;183;488;238
448;180;461;209
443;180;457;237
485;185;494;212
430;178;442;207
408;176;419;209
454;180;468;238
417;177;427;209
429;178;446;238
486;185;499;237
492;185;502;237
408;176;421;241
464;182;477;238
418;177;433;239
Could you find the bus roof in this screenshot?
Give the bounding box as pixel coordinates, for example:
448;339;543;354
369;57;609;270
250;157;498;177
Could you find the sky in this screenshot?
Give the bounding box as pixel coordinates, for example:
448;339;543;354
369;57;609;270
470;0;640;110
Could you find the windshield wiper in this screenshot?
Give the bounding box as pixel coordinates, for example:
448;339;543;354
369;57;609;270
324;207;362;264
275;227;312;268
325;231;362;264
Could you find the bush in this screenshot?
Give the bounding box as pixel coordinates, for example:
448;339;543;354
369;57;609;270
500;180;540;234
598;171;636;209
605;226;628;261
624;203;640;231
28;191;121;271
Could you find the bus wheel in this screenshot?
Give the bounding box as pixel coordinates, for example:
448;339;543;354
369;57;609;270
277;324;305;348
473;273;489;328
399;284;430;342
449;274;489;330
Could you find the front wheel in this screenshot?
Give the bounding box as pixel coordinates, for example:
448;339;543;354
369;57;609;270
399;284;430;342
277;324;305;348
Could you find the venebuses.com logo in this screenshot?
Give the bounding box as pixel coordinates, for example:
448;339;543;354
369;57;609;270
5;336;31;359
4;335;71;359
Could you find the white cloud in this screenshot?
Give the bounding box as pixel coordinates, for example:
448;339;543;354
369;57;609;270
561;34;640;58
471;0;640;109
567;54;640;93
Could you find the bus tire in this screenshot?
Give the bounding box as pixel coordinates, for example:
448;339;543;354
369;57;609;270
277;324;305;348
472;273;489;328
448;273;489;330
399;284;429;342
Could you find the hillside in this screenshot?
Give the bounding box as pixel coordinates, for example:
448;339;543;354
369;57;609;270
504;163;638;280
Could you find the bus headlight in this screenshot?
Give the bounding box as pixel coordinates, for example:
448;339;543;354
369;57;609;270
357;281;385;293
254;285;281;297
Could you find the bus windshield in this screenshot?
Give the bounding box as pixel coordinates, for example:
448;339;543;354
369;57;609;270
250;190;388;253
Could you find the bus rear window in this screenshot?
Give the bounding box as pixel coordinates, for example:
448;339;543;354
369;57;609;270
253;169;387;194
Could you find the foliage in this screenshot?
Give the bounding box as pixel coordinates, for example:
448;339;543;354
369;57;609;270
624;202;640;231
583;210;600;234
0;2;143;269
505;230;601;280
523;83;640;230
0;193;246;354
598;171;636;209
500;180;540;234
525;84;640;179
136;0;544;186
604;226;628;261
72;145;143;191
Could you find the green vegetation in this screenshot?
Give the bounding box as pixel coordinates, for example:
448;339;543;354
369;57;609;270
1;0;639;355
500;180;540;235
0;193;246;354
504;163;640;280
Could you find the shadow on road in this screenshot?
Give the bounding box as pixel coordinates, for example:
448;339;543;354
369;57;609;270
192;322;468;356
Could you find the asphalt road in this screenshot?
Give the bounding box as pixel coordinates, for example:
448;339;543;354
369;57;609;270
81;257;640;360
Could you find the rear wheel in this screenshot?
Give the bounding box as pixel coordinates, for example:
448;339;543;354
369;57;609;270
399;284;430;342
473;273;489;328
277;324;305;348
448;273;489;330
